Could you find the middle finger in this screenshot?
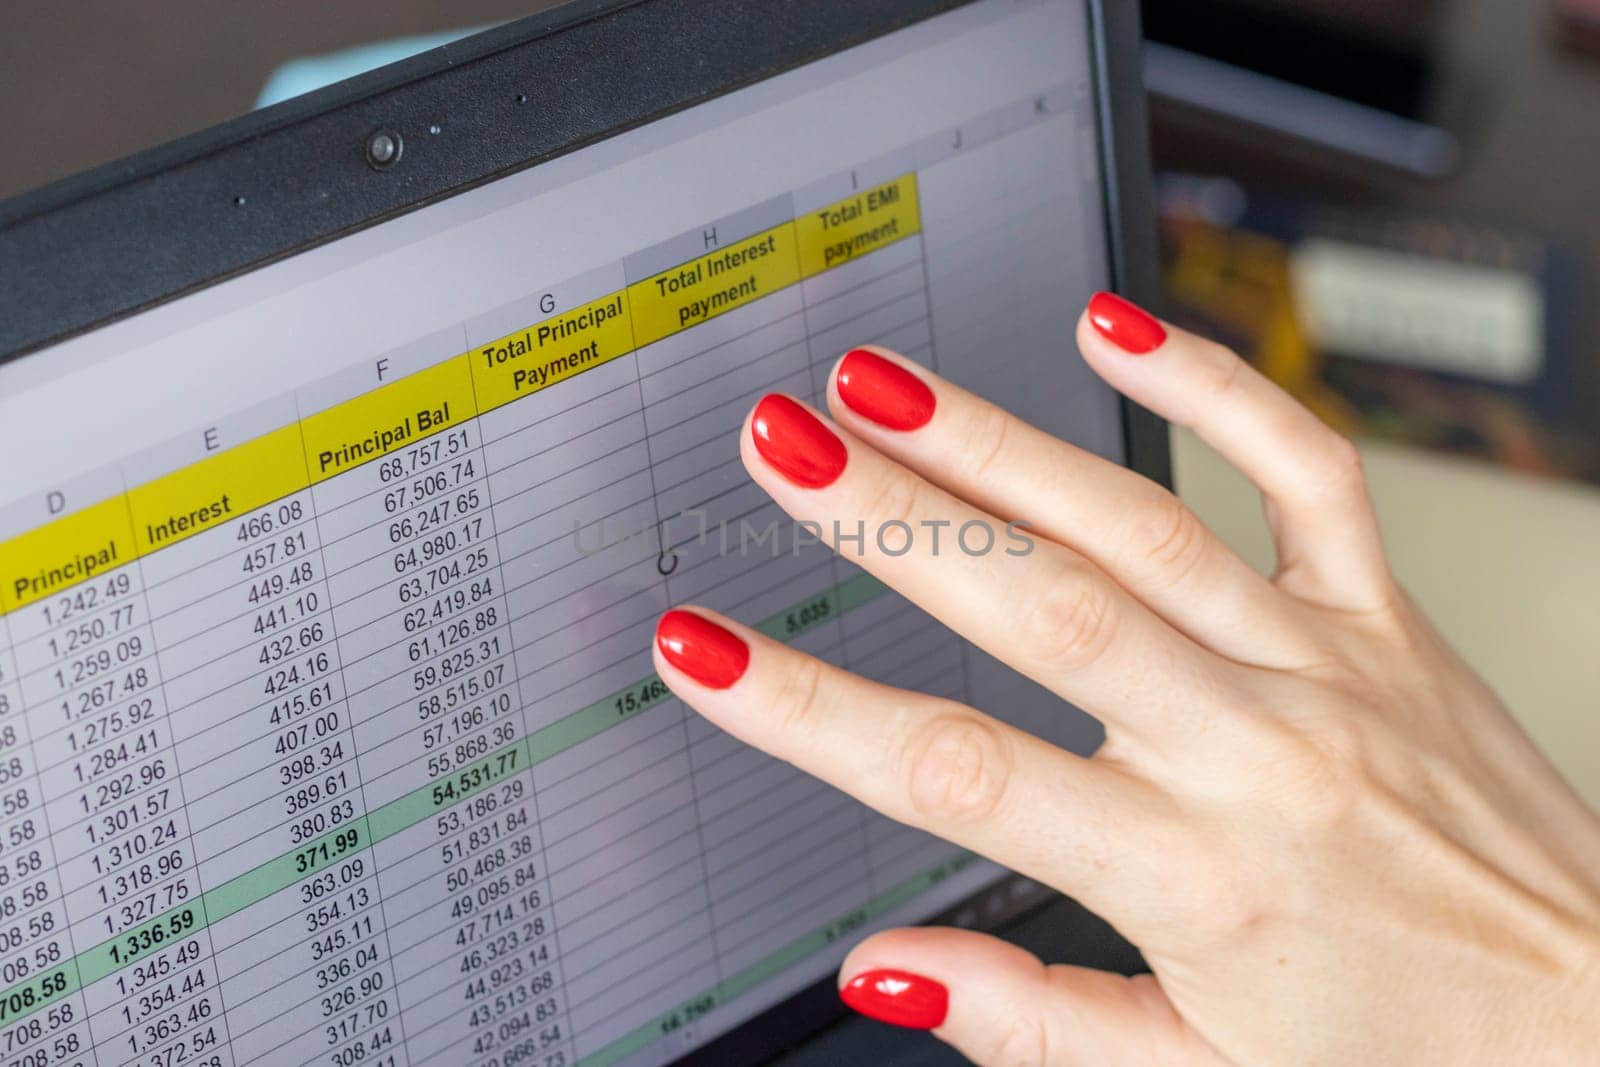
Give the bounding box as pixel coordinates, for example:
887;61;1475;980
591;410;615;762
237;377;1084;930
742;393;1254;759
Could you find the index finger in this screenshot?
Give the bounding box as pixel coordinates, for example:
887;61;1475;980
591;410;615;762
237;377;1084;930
650;606;1183;927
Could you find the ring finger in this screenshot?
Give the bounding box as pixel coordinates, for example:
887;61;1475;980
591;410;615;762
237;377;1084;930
824;344;1311;668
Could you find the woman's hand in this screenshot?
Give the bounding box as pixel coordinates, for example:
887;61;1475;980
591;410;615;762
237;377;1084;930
650;293;1600;1065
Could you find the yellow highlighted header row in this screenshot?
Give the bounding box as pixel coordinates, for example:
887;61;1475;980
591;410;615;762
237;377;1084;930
0;175;922;615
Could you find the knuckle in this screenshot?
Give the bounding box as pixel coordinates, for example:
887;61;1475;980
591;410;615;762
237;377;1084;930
1129;492;1209;581
1194;341;1248;404
1289;719;1380;826
769;655;830;740
1364;582;1427;642
1146;836;1270;944
1303;430;1367;504
902;713;1015;826
1238;712;1376;830
983;1008;1050;1067
958;403;1015;487
1185;860;1270;940
869;467;927;540
1017;566;1118;671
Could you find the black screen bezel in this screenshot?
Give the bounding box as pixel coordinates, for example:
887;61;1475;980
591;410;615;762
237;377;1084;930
0;1;1164;1062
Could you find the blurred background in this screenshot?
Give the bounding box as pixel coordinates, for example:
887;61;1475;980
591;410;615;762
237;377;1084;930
1;0;1595;802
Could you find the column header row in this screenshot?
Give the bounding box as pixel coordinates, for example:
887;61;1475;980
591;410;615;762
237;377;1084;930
0;173;922;614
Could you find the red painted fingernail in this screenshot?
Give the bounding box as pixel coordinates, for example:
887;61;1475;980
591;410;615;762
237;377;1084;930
840;969;949;1030
656;610;749;689
835;349;936;431
750;394;848;488
1088;291;1167;355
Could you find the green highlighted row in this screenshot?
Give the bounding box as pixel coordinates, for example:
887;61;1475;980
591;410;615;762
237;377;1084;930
580;850;980;1067
0;572;889;1033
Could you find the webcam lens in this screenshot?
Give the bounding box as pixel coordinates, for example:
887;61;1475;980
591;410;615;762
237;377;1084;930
366;130;402;169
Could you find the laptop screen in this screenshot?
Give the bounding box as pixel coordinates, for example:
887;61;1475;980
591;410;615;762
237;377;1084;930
0;2;1123;1063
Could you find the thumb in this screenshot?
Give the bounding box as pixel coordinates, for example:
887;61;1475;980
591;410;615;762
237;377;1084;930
838;927;1220;1066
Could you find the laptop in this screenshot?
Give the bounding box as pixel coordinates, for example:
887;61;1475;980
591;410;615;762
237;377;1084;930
0;1;1162;1063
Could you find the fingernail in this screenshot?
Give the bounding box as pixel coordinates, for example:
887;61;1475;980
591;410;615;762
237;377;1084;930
655;610;750;689
1088;291;1167;355
840;969;949;1030
835;349;936;432
750;394;848;488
